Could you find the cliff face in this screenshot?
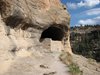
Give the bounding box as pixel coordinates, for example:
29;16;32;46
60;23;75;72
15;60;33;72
0;0;71;75
0;0;71;52
70;26;100;62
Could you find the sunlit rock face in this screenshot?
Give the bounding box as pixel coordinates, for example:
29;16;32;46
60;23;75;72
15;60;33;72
0;0;71;75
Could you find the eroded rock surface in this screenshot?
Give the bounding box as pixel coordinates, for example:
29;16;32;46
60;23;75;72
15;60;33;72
0;0;71;75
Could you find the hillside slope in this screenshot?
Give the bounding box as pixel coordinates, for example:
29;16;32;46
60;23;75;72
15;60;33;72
70;25;100;62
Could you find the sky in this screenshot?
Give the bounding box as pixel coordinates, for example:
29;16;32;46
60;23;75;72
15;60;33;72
61;0;100;26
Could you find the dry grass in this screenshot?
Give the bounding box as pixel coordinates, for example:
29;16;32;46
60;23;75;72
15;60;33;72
59;51;73;65
59;51;83;75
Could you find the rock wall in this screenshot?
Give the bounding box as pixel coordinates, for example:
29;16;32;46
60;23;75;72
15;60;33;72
0;0;71;75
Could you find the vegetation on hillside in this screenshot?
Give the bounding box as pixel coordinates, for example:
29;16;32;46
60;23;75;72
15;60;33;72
70;25;100;62
68;63;83;75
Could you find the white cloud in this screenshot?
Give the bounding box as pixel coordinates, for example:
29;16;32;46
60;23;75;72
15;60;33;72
77;1;85;7
85;8;100;15
79;19;96;25
66;3;77;9
67;0;100;9
95;16;100;19
86;0;100;7
78;16;100;25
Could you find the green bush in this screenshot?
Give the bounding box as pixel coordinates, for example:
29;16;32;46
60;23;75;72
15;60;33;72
68;63;82;75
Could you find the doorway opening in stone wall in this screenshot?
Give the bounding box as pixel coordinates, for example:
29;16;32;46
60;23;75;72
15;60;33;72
39;26;65;52
39;26;64;42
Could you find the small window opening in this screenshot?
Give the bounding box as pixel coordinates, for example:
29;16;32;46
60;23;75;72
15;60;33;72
40;26;64;42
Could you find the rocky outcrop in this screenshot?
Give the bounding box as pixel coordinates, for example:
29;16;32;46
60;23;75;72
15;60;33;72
0;0;71;75
70;26;100;62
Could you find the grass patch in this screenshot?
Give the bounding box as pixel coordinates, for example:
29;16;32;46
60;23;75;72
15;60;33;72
59;51;83;75
68;63;83;75
87;58;96;65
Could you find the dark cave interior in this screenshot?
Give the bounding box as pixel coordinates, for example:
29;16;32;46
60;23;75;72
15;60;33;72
40;26;64;42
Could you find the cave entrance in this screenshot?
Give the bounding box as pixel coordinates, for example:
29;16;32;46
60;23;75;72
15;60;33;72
40;26;64;42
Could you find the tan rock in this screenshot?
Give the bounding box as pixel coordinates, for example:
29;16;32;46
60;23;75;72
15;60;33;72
0;0;71;75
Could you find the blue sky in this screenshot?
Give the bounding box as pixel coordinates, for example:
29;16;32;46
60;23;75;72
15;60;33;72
61;0;100;26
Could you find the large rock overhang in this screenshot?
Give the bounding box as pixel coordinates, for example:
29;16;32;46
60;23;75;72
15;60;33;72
0;0;71;54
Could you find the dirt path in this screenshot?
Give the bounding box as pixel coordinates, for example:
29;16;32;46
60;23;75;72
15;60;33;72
1;41;70;75
2;51;70;75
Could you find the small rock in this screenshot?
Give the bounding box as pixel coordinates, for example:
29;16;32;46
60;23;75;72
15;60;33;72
43;71;56;75
40;64;49;69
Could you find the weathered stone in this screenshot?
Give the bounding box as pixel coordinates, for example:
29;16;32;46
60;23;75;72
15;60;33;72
0;0;71;75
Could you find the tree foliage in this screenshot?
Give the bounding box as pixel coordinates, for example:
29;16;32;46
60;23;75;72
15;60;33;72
70;25;100;62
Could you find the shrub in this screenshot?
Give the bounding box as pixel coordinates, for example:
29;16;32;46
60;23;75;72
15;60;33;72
68;63;83;75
